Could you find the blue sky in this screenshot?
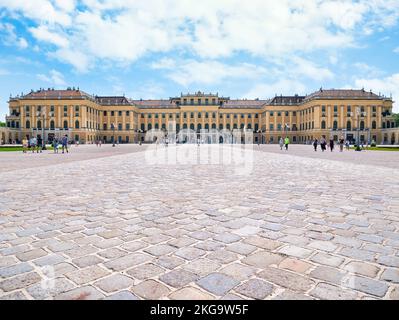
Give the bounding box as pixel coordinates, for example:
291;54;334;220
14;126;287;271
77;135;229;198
1;0;399;121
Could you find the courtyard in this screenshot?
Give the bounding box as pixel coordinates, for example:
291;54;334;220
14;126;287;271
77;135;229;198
0;144;399;300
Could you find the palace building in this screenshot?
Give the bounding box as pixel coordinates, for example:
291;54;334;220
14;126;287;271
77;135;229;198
3;87;398;145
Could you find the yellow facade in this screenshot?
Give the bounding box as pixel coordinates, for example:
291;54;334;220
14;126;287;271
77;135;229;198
4;88;397;145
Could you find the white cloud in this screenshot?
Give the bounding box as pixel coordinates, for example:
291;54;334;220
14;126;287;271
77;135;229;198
394;47;399;54
1;0;398;72
245;79;307;99
155;60;268;87
354;73;399;112
291;57;334;81
353;62;383;78
0;22;28;49
36;69;66;86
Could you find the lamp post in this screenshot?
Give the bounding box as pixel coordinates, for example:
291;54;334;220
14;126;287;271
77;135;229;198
36;107;46;150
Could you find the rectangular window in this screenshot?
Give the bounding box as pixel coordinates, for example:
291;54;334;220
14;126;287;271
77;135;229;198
198;99;201;105
190;112;194;118
322;105;326;112
334;105;338;113
118;111;122;117
183;99;187;105
148;114;152;119
270;112;274;117
248;114;252;119
255;114;258;118
212;98;216;105
63;106;67;116
277;112;281;117
270;124;274;130
50;105;55;112
155;114;159;118
205;99;209;105
126;111;130;116
227;114;230;119
285;111;289;116
162;113;165;119
126;123;130;130
293;111;296;116
104;111;107;116
111;111;115;116
190;99;194;105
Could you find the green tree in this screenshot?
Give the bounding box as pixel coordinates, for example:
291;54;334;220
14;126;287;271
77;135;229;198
394;113;399;127
0;121;5;127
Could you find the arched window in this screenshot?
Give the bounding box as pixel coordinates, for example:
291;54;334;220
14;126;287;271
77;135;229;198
219;124;223;130
161;124;166;130
205;124;209;130
212;123;216;129
333;121;338;130
233;123;238;129
247;124;252;130
321;121;326;129
197;123;202;131
155;123;159;129
226;124;231;130
190;123;195;130
255;124;259;131
75;120;80;129
387;121;391;129
37;120;42;129
63;120;68;129
176;124;180;132
372;121;377;129
50;120;55;130
382;122;386;129
147;123;152;130
26;120;30;129
140;123;145;131
346;121;351;131
183;123;187;129
360;121;365;130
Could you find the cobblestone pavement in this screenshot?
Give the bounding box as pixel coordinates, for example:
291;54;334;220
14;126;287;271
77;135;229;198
1;144;399;300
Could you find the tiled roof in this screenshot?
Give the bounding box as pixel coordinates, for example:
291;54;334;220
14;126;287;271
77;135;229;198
269;95;305;105
95;96;131;105
131;100;178;109
18;89;93;100
221;100;268;109
305;89;384;101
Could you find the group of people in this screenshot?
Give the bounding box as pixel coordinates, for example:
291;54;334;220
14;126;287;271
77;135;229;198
312;136;350;152
279;137;290;151
22;134;69;154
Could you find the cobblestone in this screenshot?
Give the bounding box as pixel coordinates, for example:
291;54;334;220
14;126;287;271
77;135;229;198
1;145;399;300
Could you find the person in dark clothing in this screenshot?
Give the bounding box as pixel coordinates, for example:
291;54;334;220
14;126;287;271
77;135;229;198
313;139;318;151
37;136;43;153
329;138;334;152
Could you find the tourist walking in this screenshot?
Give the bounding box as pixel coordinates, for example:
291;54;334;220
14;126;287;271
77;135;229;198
22;136;28;153
320;137;326;152
329;138;334;152
279;138;284;150
99;139;102;147
339;137;344;152
61;135;69;154
53;138;59;153
37;136;43;153
30;137;37;153
345;140;350;151
313;139;318;151
284;136;290;151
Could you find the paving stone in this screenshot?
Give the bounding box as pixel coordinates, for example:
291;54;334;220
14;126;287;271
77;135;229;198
308;240;338;253
0;256;18;268
242;251;285;268
168;237;197;248
220;263;257;281
169;287;215;300
0;291;29;300
390;287;399;299
310;252;344;267
194;240;224;251
132;280;170;299
213;233;241;244
104;253;153;271
144;244;176;257
94;274;134;293
310;266;346;285
64;245;98;258
103;291;139;300
48;241;78;253
175;247;206;260
27;278;76;299
279;258;312;274
273;290;314;300
54;263;78;276
197;273;239;296
344;261;380;278
98;248;128;259
258;267;315;292
94;239;123;249
339;247;375;262
380;268;399;283
278;245;313;259
72;255;104;268
127;263;165;279
160;269;199;288
309;283;358;300
226;242;257;255
232;226;261;236
121;241;148;252
344;276;389;297
221;293;244;300
206;250;238;264
155;256;185;269
0;272;42;292
33;254;65;267
0;262;33;277
235;279;274;299
377;256;399;267
243;236;283;250
97;229;125;239
54;285;105;300
65;266;110;285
